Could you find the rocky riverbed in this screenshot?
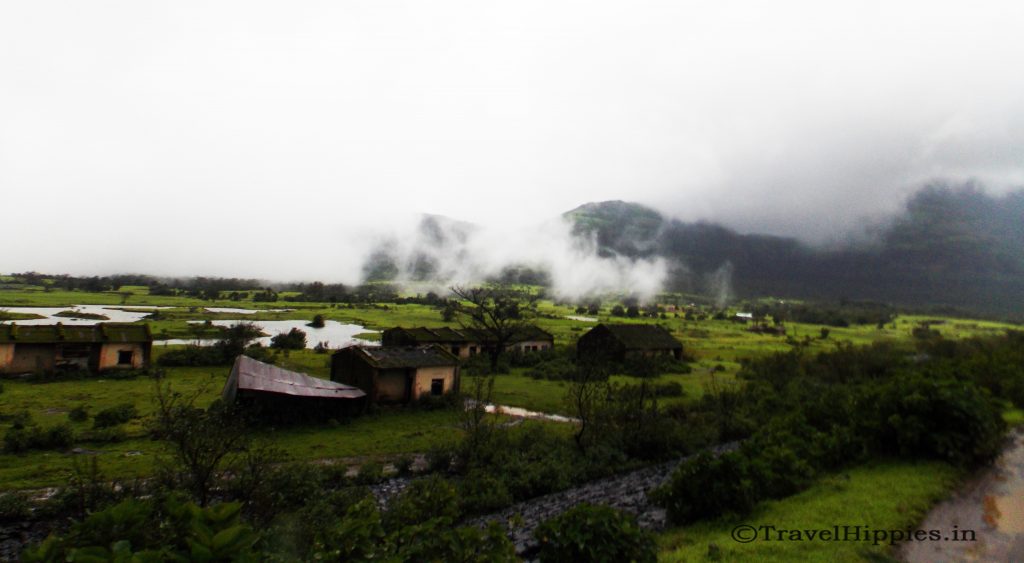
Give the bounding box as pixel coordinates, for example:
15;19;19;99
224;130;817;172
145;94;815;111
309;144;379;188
468;443;737;556
3;444;735;560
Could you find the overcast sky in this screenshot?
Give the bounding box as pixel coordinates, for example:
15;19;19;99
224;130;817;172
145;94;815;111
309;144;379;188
3;1;1023;281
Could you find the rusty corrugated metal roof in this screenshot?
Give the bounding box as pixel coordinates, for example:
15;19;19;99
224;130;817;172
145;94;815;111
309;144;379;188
231;355;365;399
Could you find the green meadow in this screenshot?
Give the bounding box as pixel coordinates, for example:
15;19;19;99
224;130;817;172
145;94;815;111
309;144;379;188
2;284;1021;560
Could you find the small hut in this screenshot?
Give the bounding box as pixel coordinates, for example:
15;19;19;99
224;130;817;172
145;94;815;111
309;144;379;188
222;355;366;419
331;345;460;404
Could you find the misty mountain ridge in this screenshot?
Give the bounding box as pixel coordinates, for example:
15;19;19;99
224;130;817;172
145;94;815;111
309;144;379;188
362;183;1024;316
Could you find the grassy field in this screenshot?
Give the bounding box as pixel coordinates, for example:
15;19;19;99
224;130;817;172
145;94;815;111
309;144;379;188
1;285;1020;497
657;460;961;562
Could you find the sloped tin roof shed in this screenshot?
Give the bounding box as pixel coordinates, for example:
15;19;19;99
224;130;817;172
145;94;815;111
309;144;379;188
223;355;366;403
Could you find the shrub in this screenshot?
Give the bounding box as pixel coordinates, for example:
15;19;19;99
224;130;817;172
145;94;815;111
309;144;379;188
157;346;228;367
333;497;390;561
0;492;30;523
3;423;75;453
10;411;33;430
93;403;137;428
425;445;454;473
383;475;460;532
356;461;384;485
866;374;1005;466
308;314;326;328
395;517;515;562
534;503;656;563
457;470;513;515
87;426;127;443
68;405;89;422
651;451;759;524
270;327;307;350
394;455;415;477
23;497;258;562
621;355;691;377
527;357;577;380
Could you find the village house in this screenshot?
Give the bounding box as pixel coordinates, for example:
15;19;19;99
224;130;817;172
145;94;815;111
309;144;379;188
0;323;152;375
331;345;459;404
381;325;554;359
576;323;683;361
222;355;366;418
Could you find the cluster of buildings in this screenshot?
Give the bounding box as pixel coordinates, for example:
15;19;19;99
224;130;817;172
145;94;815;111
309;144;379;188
0;318;683;418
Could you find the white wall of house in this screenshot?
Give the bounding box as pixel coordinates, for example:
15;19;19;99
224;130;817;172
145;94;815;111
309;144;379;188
98;343;146;369
412;365;457;400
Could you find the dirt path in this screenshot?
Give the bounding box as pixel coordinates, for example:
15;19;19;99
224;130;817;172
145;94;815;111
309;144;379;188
899;428;1024;562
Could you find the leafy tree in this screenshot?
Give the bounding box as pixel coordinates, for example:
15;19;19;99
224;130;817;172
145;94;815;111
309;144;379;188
151;384;250;506
270;327;307;350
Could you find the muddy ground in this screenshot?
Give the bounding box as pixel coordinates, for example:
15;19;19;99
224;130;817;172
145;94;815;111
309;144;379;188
899;428;1024;562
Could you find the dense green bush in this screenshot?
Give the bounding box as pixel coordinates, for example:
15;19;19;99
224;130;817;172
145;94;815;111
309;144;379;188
270;327;307;350
0;492;31;523
23;497;259;562
3;423;75;453
93;403;137;428
652;451;759;524
383;475;460;532
534;503;657;563
393;515;515;562
67;405;89;423
866;373;1005;466
457;469;514;516
157;345;230;366
621;355;692;377
527;357;577;380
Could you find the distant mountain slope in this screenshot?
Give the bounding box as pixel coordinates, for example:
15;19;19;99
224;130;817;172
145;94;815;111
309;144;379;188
360;183;1024;316
566;184;1024;315
564;200;664;258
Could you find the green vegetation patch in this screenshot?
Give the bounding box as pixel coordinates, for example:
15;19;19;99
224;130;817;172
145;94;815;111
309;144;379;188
658;460;960;562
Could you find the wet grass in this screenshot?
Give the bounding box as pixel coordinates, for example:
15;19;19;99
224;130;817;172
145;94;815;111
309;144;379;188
1;286;1020;491
657;460;961;562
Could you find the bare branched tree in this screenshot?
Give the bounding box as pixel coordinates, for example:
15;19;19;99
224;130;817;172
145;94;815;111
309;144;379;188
448;285;538;373
151;381;249;506
565;359;610;452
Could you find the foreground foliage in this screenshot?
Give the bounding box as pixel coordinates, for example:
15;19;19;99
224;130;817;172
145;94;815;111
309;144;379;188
535;503;657;563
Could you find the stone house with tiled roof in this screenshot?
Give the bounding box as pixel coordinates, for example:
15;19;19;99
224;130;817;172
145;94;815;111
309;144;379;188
330;345;460;404
0;323;152;375
576;323;682;361
381;325;553;358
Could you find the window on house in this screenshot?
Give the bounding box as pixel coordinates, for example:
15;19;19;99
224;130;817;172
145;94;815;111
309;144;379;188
450;346;460;355
117;351;133;365
431;378;444;396
469;346;477;355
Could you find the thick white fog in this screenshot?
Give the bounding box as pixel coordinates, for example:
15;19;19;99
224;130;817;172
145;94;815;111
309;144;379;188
3;1;1023;289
